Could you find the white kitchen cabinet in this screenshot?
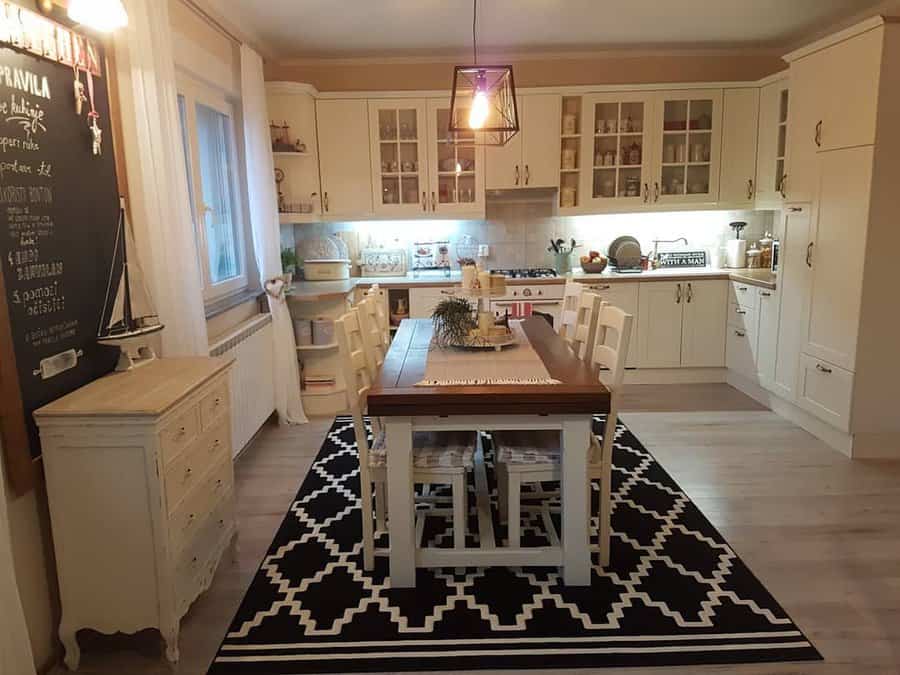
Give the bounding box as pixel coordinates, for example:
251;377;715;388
580;92;655;210
803;146;872;372
755;78;789;209
649;90;722;205
367;100;429;215
783;54;826;203
637;280;727;368
681;280;727;368
796;353;854;432
816;27;881;152
637;282;684;368
426;99;485;215
772;204;813;400
756;287;780;387
719;88;760;207
486;94;561;190
582;281;640;367
558;95;584;211
408;286;473;319
316;99;373;216
726;322;758;380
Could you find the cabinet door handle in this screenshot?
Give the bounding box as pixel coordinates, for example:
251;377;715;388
524;164;531;185
779;173;788;199
736;309;747;315
806;242;814;268
323;191;329;212
815;120;822;147
654;182;660;202
737;286;748;292
760;291;772;297
514;165;520;186
789;205;802;212
816;363;832;374
431;191;436;211
643;183;649;203
422;191;427;211
686;282;693;303
735;330;746;337
746;178;754;200
675;283;682;304
590;284;611;291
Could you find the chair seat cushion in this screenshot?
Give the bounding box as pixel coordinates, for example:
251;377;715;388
493;430;561;465
368;431;476;469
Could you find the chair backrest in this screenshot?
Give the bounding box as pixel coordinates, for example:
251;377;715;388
558;279;584;339
565;290;601;360
364;285;391;349
356;296;385;379
590;301;634;392
335;309;375;468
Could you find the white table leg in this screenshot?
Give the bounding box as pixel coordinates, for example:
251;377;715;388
560;416;592;586
386;416;415;587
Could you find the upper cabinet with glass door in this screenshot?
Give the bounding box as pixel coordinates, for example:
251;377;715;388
754;78;789;209
426;99;485;215
650;90;722;205
581;93;654;211
368;100;428;216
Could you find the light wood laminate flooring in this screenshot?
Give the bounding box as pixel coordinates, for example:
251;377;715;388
50;384;900;675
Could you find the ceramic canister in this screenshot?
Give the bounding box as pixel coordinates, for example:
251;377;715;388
312;318;335;345
294;319;313;346
461;265;477;290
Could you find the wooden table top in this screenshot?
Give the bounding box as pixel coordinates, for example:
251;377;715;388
367;317;610;417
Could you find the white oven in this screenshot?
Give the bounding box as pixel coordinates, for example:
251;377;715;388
490;283;565;328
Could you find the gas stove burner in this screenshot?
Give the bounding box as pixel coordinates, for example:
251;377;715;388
490;267;559;279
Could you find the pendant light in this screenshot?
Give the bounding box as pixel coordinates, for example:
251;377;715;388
448;0;519;146
68;0;129;32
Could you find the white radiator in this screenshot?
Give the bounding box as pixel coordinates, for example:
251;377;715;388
209;314;275;456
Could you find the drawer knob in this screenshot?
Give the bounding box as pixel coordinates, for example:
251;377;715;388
177;426;186;437
215;479;224;489
737;286;748;291
736;309;747;315
816;363;833;374
214;397;221;405
760;291;772;297
735;330;746;337
184;468;193;480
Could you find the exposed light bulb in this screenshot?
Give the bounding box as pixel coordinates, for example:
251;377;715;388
469;88;490;130
68;0;129;32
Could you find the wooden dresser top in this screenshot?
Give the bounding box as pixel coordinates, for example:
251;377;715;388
34;357;233;418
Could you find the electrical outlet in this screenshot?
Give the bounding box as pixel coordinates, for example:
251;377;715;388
478;244;490;257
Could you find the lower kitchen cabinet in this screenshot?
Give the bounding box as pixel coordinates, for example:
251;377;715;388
681;280;728;367
637;280;727;369
756;287;780;387
581;282;639;367
796;352;854;432
725;283;781;385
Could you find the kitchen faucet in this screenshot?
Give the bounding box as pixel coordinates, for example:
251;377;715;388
651;237;688;262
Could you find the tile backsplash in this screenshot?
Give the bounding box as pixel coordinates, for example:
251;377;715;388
286;198;775;271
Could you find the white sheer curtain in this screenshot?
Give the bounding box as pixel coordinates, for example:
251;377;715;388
112;0;209;356
0;451;37;675
240;46;307;424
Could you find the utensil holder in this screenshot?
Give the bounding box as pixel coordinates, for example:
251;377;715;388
553;252;572;275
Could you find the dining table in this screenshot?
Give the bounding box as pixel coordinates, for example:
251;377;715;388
366;316;611;588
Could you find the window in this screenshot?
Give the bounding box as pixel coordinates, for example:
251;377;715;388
177;77;250;301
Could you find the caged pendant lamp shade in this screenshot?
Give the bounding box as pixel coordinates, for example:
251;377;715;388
68;0;129;32
448;0;519;146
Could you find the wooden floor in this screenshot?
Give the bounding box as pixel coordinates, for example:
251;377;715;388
50;384;900;675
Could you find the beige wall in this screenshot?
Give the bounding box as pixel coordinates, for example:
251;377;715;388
265;51;786;92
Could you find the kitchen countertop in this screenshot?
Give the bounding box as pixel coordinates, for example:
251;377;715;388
287;267;776;301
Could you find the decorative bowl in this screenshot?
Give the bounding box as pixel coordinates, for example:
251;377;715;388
581;260;608;274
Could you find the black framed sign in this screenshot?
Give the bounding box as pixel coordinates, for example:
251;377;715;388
0;10;120;494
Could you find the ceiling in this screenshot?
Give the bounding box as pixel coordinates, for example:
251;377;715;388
210;0;885;61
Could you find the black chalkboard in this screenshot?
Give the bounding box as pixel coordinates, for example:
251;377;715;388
0;39;120;462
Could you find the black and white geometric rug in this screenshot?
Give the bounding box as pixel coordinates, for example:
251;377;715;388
208;416;820;674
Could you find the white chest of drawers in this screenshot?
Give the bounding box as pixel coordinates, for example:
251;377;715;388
34;357;237;670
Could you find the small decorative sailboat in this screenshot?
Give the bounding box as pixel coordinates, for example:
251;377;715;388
97;197;164;371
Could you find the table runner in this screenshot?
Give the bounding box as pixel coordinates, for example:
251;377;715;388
416;321;561;386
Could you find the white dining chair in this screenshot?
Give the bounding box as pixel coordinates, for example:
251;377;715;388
493;301;633;566
335;309;476;570
563;290;601;360
356;296;386;380
364;284;392;350
557;278;584;340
